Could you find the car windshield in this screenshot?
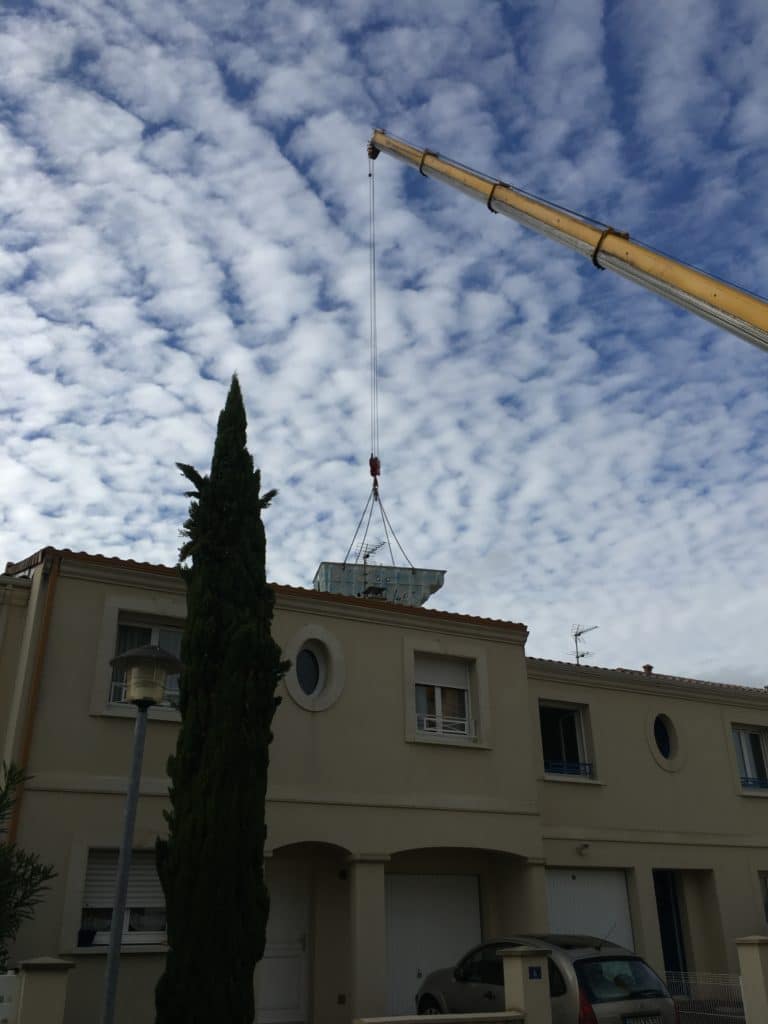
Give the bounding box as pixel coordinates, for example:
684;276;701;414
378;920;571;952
574;957;668;1005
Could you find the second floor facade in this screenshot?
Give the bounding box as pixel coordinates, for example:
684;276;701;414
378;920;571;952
2;546;767;855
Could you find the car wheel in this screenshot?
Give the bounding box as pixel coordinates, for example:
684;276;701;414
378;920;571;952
418;996;443;1014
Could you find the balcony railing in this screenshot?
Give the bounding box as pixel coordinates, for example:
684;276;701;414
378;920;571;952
417;713;474;737
740;775;768;789
544;759;593;778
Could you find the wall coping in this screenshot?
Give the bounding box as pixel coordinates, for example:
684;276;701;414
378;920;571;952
19;957;75;972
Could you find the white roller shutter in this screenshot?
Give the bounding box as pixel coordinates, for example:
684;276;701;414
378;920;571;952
414;653;469;688
83;850;164;908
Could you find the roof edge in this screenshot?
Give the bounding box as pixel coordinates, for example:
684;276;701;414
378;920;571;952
5;547;179;578
3;548;528;634
527;656;766;696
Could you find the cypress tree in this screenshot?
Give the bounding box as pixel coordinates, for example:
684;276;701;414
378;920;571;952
155;375;287;1024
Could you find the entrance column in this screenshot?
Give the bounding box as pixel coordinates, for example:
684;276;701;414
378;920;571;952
494;856;549;934
519;858;549;931
348;854;390;1018
713;863;757;972
628;866;665;975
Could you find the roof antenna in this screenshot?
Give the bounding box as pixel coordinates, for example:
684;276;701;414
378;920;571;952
596;919;617;950
571;624;598;665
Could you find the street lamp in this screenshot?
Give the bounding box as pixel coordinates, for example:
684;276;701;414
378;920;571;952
100;644;182;1024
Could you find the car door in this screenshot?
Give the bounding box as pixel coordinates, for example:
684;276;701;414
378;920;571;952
449;944;507;1013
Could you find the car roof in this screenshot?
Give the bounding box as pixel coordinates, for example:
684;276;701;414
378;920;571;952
494;934;635;961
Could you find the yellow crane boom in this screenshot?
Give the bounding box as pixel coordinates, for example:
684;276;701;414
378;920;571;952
367;129;768;354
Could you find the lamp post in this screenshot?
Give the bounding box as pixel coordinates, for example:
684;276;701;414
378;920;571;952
100;644;182;1024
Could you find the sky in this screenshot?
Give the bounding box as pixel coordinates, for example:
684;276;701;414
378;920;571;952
1;0;767;686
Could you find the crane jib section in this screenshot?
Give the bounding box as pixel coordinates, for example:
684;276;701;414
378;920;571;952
367;129;768;354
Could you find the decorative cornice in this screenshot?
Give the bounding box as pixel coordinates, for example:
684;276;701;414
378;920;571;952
59;557;186;594
25;773;539;816
275;587;528;643
0;578;32;606
528;658;768;707
542;823;768;849
7;547;529;643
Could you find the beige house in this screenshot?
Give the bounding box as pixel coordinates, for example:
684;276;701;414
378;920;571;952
2;546;768;1023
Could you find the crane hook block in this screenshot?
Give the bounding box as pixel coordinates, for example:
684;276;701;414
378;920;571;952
369;455;381;478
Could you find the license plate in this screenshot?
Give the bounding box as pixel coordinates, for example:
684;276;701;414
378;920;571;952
623;1016;661;1024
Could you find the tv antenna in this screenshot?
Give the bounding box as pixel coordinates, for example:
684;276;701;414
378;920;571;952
571;624;598;665
356;540;385;564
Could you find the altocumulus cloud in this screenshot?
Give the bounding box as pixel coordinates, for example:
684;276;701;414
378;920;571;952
0;0;767;685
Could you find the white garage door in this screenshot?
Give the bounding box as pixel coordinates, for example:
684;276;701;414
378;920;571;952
386;874;482;1016
546;868;634;950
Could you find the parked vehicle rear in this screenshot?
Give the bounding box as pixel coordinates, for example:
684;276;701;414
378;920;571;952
415;934;678;1023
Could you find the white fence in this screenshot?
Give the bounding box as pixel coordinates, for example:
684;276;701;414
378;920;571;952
0;973;18;1024
666;971;745;1023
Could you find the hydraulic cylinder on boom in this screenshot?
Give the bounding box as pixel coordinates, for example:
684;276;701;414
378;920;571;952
367;129;768;354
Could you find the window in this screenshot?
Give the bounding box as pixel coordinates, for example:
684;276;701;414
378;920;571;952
574;957;667;1005
733;726;768;789
295;640;328;698
460;945;504;986
548;959;567;997
109;621;182;707
414;653;473;737
759;873;768;924
78;850;165;947
646;711;684;772
458;944;566;996
654;715;674;759
539;701;593;777
285;626;345;711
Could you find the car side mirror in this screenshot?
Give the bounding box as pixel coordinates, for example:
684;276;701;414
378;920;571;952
453;965;466;982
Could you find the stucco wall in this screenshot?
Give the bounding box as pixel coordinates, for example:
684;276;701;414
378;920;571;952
5;551;768;1020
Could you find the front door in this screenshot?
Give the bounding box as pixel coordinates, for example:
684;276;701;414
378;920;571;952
653;869;688;974
256;858;310;1024
386;873;482;1016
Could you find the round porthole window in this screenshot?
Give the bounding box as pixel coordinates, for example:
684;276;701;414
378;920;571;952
296;646;322;696
285;626;345;712
648;712;682;771
653;714;675;758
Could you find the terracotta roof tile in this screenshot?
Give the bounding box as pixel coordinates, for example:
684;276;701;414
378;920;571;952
4;546;179;577
526;656;766;695
4;547;528;633
272;581;528;632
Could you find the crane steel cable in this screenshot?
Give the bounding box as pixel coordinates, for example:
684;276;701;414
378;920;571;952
342;156;414;570
369;154;380;469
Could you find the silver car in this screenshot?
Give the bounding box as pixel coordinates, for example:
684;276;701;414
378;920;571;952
415;934;679;1023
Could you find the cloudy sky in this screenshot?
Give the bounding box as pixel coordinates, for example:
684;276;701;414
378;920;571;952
1;0;767;685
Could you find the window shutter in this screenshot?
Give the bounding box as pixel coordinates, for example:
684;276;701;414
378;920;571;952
83;850;164;908
83;850;118;907
128;852;165;906
414;653;469;690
